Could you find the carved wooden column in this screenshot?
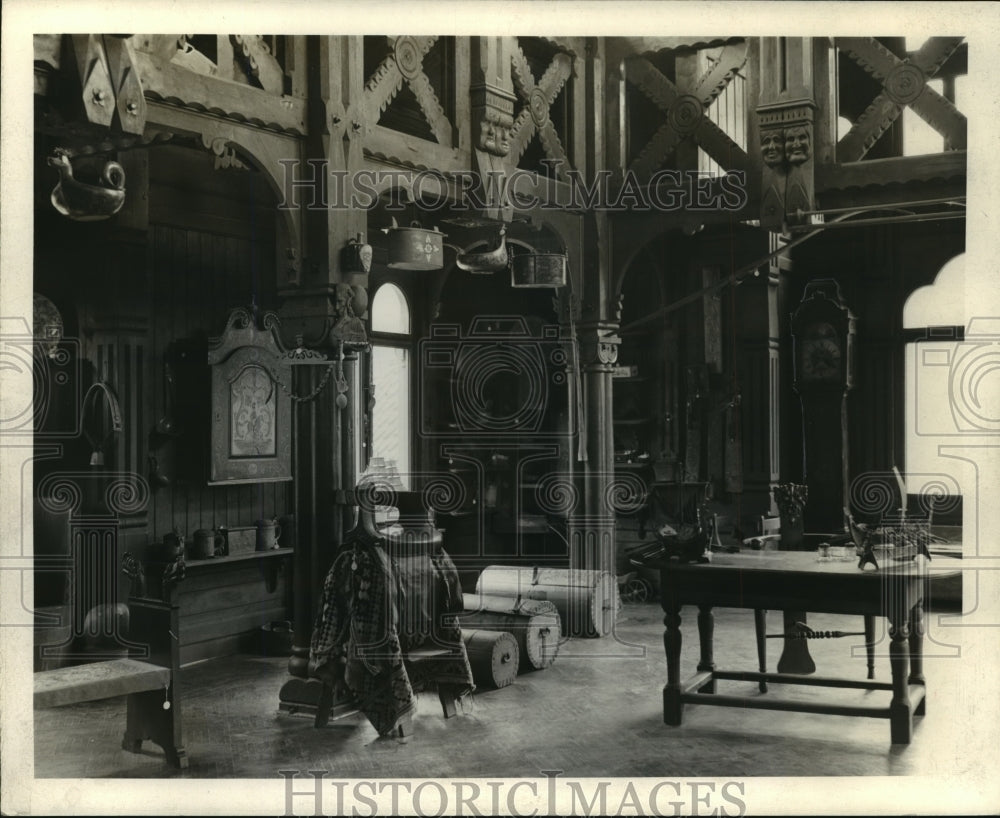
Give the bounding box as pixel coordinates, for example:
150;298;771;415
470;36;517;220
577;321;620;573
736;237;785;518
276;36;368;707
756;38;835;231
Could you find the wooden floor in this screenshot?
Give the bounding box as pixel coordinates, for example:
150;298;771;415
33;602;977;780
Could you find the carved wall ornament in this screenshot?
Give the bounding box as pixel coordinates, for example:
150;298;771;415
393;36;424;82
362;35;454;147
784;125;811;165
668;94;704;136
760;128;785;167
476;111;514;157
884;62;926;106
624;41;749;181
509;45;574;171
471;83;517;158
834;36;966;161
48;149;126;221
201;134;247;170
330;283;368;348
756;99;816;229
231;35;284;94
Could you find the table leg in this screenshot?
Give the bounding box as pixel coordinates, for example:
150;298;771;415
864;615;876;680
663;605;683;726
888;611;913;744
753;609;768;693
908;601;926;716
697;605;716;693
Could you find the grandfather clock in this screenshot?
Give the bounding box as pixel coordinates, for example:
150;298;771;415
792;279;856;533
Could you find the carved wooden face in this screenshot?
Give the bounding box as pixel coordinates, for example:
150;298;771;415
477;118;511;157
477;119;497;153
760;130;784;167
785;126;811;164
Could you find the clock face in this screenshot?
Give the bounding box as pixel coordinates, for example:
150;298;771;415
800;323;842;381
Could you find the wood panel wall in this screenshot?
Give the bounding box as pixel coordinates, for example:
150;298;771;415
145;144;290;547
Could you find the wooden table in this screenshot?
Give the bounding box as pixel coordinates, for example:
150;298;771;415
658;551;961;744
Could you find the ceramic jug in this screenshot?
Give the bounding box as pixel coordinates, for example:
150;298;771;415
256;518;282;551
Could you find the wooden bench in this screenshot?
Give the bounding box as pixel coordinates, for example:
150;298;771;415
33;596;188;769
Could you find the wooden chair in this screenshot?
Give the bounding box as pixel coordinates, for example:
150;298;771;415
753;515;876;694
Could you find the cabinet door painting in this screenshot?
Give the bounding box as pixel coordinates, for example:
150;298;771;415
208;309;292;484
230;364;277;458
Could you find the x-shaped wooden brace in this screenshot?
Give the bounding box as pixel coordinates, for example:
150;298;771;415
509;45;574;176
625;42;749;181
835;37;966;162
364;35;453;146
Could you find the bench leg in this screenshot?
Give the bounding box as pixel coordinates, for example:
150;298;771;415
123;687;188;769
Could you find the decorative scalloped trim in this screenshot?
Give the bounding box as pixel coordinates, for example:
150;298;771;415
632;36;745;56
362;148;432;172
817;168;967;192
143;91;304;135
511;45;535;99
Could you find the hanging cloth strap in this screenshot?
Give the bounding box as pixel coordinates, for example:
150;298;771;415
81;380;123;465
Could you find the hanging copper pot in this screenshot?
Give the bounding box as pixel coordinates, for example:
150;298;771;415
383;218;446;270
510;252;568;288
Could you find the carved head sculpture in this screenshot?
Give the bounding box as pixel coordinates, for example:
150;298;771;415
334;283;356;318
493;122;511;157
477;119;498;154
477;111;512;157
760;129;785;167
784;125;811;164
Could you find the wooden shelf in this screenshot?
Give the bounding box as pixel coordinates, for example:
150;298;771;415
185;547;293;569
613;417;653;426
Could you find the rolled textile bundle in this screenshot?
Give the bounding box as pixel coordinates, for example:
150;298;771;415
459;594;561;670
461;630;519;688
475;566;619;637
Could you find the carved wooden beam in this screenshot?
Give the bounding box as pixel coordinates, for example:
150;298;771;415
815;151;966;192
232;35;285;95
134;50;307;134
835;36;966;162
625;42;748;181
362;36;454;147
509;45;574;174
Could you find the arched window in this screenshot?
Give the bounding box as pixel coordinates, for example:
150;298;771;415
902;253;977;526
368;283;412;485
371;282;410;335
